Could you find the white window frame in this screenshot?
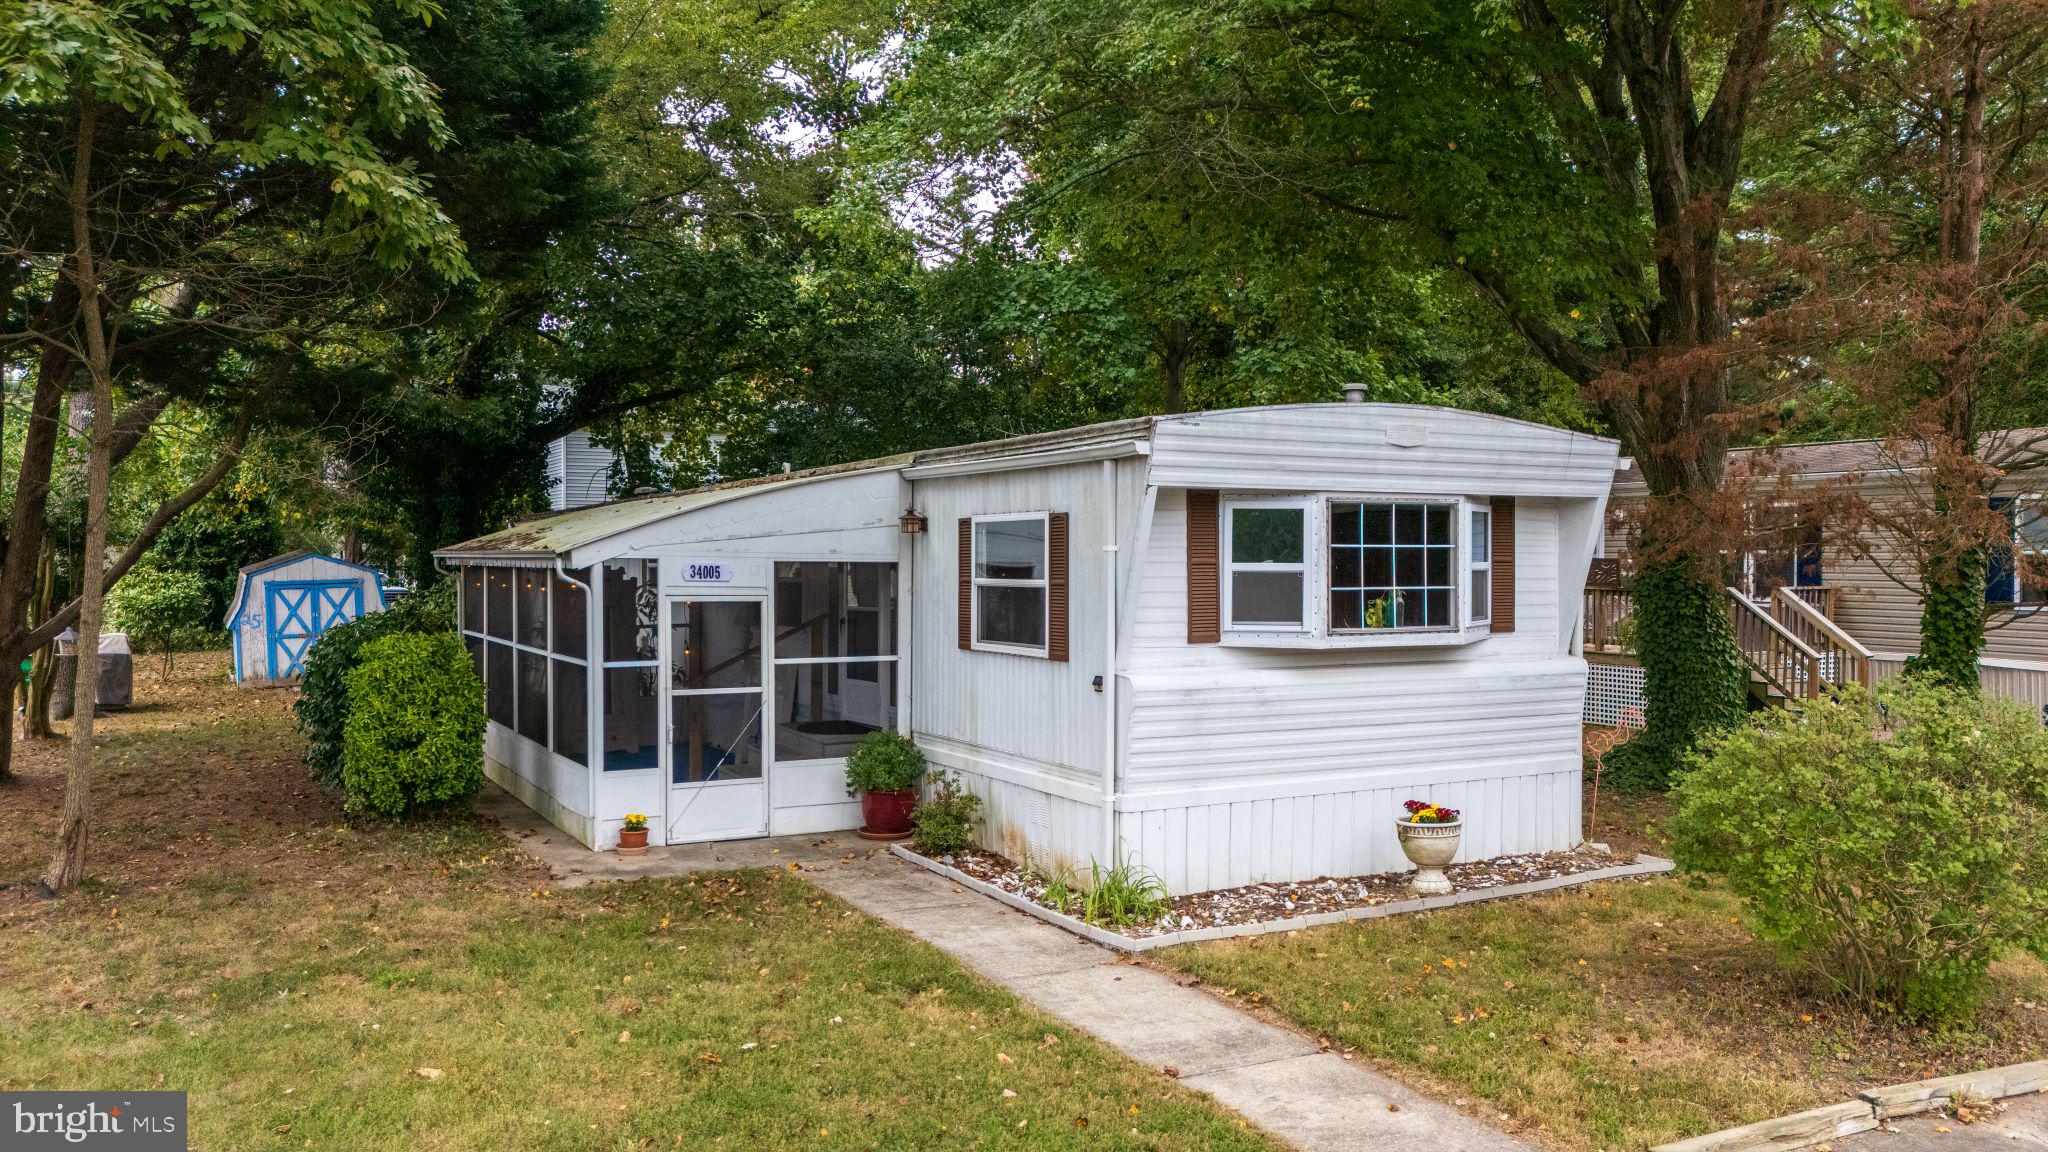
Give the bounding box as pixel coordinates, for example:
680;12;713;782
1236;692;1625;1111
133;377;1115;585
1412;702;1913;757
1467;505;1492;627
971;512;1051;657
1222;498;1312;633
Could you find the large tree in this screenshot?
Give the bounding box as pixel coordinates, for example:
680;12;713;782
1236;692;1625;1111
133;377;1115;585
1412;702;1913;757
1747;0;2048;687
1;0;470;887
880;0;1811;780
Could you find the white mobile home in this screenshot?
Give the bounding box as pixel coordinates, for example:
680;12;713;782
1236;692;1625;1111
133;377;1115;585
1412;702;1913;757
435;403;1618;893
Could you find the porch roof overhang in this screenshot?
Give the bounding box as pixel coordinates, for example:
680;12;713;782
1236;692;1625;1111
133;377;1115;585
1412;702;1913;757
433;454;916;565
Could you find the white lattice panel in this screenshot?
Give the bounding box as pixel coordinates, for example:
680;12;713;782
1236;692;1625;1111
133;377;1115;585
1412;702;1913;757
1585;661;1646;729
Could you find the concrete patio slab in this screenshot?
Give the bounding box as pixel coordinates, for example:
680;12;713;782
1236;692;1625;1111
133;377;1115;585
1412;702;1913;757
481;784;849;886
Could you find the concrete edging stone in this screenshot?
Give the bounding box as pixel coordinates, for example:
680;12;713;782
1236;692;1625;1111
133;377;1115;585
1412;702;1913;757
887;843;1675;953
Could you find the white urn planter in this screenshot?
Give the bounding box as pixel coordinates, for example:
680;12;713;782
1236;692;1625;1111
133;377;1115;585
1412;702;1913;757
1395;818;1463;895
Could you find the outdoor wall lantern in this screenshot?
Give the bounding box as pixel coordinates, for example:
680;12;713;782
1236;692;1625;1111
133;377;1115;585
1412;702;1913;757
899;508;929;535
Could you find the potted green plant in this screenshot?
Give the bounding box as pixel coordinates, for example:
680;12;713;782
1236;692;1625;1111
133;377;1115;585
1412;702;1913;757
845;731;926;841
618;812;649;856
1395;800;1461;894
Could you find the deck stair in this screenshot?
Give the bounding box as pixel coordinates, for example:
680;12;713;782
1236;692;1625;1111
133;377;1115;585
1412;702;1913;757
1726;587;1873;703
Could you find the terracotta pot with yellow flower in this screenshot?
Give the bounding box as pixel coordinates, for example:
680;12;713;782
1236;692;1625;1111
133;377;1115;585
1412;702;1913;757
617;813;650;856
1395;801;1461;895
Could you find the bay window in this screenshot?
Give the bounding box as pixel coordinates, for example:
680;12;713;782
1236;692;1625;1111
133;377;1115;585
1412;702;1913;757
1217;494;1498;642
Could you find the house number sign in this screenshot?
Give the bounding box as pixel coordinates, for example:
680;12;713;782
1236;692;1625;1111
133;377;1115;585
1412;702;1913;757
678;561;733;583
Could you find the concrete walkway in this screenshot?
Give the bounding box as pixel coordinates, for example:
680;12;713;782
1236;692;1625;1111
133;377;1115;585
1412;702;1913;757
483;788;1532;1152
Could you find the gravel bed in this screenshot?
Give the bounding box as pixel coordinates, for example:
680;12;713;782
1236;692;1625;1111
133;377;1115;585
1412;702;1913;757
937;845;1631;938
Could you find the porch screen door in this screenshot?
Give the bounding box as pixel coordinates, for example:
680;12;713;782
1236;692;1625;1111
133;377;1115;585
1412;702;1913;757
664;597;769;842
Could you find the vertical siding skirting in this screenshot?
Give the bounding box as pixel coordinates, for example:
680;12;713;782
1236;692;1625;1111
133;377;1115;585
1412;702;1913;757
1112;768;1583;893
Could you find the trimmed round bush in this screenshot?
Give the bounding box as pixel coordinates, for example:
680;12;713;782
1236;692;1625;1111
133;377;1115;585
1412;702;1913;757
340;631;484;819
1672;677;2048;1022
297;580;454;789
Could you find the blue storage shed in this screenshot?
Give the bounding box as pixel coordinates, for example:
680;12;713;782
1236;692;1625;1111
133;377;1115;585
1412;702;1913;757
225;551;388;685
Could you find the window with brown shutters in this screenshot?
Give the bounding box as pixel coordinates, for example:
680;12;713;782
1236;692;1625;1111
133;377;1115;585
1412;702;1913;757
1046;512;1069;662
1186;490;1221;643
1489;496;1516;633
965;512;1062;658
957;517;973;650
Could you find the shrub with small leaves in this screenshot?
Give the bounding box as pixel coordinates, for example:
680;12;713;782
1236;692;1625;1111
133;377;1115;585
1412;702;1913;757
106;566;213;677
1672;677;2048;1022
339;631;484;819
910;769;982;855
297;581;454;789
844;729;926;795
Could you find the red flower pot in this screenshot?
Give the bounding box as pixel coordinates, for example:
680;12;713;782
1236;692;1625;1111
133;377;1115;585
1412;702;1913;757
858;788;917;841
617;827;648;855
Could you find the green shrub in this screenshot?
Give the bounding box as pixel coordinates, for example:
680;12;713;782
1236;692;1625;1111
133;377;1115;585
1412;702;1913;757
1672;677;2048;1022
910;770;982;855
297;581;455;789
844;729;925;794
339;631;484;819
106;567;213;676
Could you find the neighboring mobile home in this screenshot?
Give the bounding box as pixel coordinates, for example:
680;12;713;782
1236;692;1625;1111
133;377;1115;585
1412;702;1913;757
1597;433;2048;711
435;403;1619;893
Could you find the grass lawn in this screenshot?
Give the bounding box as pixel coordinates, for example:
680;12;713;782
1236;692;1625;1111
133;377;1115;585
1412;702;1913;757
0;654;1279;1151
1150;793;2048;1152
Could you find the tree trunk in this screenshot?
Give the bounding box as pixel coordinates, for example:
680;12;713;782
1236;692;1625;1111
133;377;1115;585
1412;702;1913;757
1911;10;1992;683
1909;544;1985;689
1160;319;1191;415
26;539;56;739
45;100;112;897
1610;554;1750;788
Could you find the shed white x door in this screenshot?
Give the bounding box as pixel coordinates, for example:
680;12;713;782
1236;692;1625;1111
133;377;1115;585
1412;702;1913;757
662;596;769;842
266;581;361;679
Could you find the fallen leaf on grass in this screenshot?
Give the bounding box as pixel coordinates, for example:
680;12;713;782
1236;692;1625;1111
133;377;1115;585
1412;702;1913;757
698;1053;722;1064
412;1068;443;1081
997;1052;1013;1065
1001;1089;1017;1099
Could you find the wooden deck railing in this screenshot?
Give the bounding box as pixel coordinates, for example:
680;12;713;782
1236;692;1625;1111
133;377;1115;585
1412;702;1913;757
1725;588;1831;699
1768;587;1873;689
1581;581;1866;701
1785;585;1839;618
1583;585;1634;652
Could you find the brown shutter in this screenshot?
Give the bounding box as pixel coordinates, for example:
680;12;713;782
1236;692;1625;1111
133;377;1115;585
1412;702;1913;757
1047;512;1070;662
1186;490;1221;643
1490;497;1516;634
958;517;973;650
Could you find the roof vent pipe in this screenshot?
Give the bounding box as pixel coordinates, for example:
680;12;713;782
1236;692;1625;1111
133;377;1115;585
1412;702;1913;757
1340;382;1368;403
